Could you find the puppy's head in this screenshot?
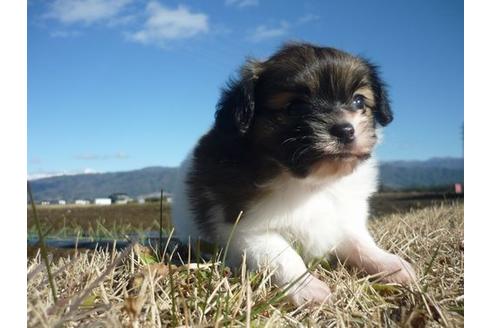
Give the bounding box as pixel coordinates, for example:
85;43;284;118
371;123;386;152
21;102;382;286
215;42;393;178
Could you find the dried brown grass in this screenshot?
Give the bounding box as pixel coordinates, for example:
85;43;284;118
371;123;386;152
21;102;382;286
27;202;463;327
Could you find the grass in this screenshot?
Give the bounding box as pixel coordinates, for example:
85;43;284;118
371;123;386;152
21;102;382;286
27;201;463;327
27;203;173;240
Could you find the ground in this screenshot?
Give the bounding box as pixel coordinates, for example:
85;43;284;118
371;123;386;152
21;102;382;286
27;198;463;327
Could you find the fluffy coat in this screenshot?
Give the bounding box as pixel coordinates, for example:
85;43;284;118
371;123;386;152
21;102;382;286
172;43;416;305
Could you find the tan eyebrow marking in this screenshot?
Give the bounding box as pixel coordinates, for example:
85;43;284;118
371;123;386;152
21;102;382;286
353;87;375;108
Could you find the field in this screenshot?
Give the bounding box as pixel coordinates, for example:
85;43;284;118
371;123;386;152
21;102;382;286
27;194;464;327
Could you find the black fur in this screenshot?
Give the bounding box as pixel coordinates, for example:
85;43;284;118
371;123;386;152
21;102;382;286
362;59;393;126
215;62;261;135
189;42;393;230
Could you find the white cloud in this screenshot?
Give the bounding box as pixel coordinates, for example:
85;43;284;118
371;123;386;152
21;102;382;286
74;152;129;160
225;0;259;8
50;29;82;38
247;21;289;42
297;13;320;25
45;0;133;25
28;168;98;181
106;13;137;27
128;2;209;45
246;14;320;43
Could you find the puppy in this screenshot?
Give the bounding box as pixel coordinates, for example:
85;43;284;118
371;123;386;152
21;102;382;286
172;42;416;305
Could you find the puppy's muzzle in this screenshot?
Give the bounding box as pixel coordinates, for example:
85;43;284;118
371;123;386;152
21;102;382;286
329;123;355;144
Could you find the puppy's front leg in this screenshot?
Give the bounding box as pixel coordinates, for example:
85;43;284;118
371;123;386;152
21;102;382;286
335;232;416;284
234;232;332;306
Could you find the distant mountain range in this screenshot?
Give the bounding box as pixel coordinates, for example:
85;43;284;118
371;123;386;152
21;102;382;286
29;167;178;202
28;157;464;201
378;157;463;189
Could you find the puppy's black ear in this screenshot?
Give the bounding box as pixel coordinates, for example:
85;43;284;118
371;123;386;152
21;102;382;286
365;60;393;126
215;60;262;135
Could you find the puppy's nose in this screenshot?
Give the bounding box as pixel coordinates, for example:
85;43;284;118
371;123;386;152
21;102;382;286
330;123;355;143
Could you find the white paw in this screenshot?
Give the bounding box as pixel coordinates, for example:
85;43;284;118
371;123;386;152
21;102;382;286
375;254;416;285
287;274;332;306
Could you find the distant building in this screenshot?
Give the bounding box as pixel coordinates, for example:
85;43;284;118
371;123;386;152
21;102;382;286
136;191;172;204
74;199;90;205
41;201;50;206
58;200;66;205
109;193;132;204
94;198;111;205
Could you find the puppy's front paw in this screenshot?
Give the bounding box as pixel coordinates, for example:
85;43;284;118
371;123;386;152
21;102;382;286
375;254;416;285
287;274;332;306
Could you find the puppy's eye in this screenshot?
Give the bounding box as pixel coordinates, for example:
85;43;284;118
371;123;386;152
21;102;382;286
352;94;366;110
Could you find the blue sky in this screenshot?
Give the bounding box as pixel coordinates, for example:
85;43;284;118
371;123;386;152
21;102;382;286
27;0;463;179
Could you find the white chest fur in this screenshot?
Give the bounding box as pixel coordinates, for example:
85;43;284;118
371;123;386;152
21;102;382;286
171;157;413;307
172;156;379;263
229;158;379;260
